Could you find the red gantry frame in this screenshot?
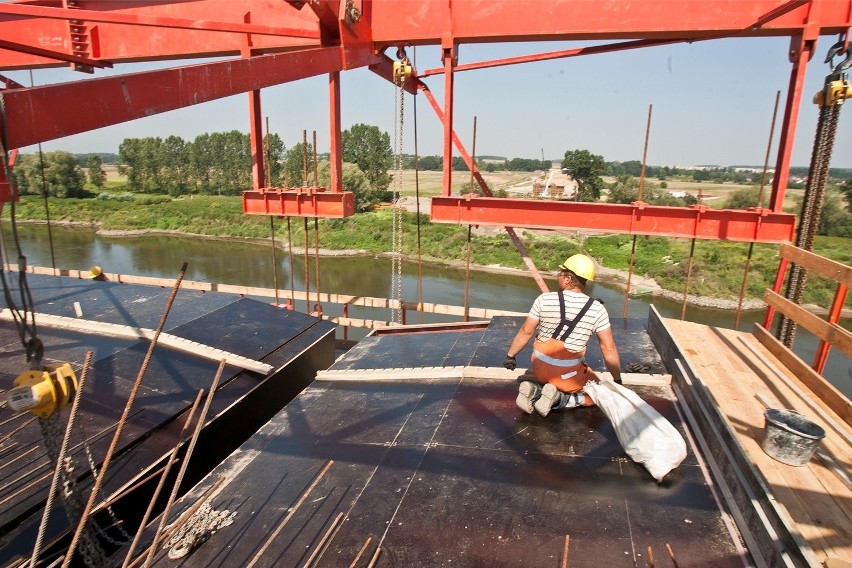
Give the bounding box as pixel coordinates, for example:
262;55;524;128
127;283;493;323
1;1;850;240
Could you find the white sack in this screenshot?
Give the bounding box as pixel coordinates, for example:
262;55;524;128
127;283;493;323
584;379;687;482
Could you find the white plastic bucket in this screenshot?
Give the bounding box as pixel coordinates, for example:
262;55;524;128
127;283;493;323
762;409;826;467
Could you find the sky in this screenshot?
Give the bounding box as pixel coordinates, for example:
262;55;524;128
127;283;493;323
4;36;852;169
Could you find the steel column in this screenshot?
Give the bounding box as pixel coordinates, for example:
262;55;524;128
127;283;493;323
770;32;817;211
248;89;265;191
329;71;343;193
441;40;456;197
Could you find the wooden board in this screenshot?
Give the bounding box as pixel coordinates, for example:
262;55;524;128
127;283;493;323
662;317;852;567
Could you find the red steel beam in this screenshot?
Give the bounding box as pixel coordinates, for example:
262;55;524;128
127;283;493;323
242;187;354;218
0;45;380;149
0;3;320;39
430;197;796;244
0;0;321;69
367;1;852;45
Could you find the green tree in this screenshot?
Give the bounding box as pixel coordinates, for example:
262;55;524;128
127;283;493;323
263;133;286;186
160;135;191;196
342;123;393;192
86;154;106;188
315;159;382;212
606;175;639;204
724;187;765;209
18;151;86;197
562;149;606;201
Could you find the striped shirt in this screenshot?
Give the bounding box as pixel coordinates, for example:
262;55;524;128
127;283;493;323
528;290;611;351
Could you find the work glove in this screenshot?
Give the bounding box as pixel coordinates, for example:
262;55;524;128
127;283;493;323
503;355;516;371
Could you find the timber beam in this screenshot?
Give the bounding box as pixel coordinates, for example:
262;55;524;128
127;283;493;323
242;187;354;218
430;196;796;244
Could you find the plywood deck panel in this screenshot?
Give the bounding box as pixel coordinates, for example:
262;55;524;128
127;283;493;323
662;317;852;567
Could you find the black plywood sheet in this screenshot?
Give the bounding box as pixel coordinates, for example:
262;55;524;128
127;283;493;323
0;275;331;561
141;378;739;568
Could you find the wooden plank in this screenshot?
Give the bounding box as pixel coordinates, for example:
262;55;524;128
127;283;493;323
17;265;526;325
752;323;852;427
663;319;852;566
780;244;852;288
763;290;852;358
0;310;274;375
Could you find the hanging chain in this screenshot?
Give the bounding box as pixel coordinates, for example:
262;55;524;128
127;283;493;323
390;61;406;324
39;415;107;568
778;47;846;346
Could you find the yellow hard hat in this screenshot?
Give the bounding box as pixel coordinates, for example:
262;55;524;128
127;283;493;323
88;265;103;279
558;254;595;281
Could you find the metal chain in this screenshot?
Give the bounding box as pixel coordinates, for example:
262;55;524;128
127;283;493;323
39;415;107;568
165;502;235;560
390;72;405;323
778;103;841;345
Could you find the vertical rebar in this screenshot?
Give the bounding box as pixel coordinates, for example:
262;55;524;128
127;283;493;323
62;262;189;568
144;359;227;568
30;351;93;568
623;104;652;320
646;545;655;567
464;225;471;322
303;218;310;312
122;389;204;568
287;217;295;309
314;217;321;311
469;116;477;192
561;534;570;568
734;242;755;330
302;130;308;186
312;130;318;186
680;238;697;321
413;50;424;324
737;91;780;329
245;460;334;568
266;117;280;306
622;236;637;320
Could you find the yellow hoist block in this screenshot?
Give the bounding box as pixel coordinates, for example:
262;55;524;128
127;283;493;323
393;60;412;86
6;363;78;419
813;79;852;107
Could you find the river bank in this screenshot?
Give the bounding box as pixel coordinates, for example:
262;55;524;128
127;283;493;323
92;225;771;311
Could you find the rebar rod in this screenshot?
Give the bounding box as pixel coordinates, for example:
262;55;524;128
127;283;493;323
124;478;225;568
29;351;93;568
122;389;204;567
245;459;334;568
680;238;696;321
302;511;345;568
561;534;570;568
366;547;382;568
62;262;188;568
348;537;372;568
144;360;227;568
646;545;654;567
303;218;310;313
666;543;680;568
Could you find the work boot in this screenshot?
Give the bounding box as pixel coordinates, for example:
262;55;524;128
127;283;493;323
516;381;541;414
534;383;562;417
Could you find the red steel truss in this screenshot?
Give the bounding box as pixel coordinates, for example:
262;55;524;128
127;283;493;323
0;1;849;232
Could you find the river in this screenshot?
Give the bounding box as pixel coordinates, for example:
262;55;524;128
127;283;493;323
4;224;850;397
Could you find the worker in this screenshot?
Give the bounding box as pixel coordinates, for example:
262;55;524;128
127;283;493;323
504;254;622;416
88;265;106;281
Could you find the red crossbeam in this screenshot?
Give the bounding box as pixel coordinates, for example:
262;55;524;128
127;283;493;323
242;187;354;218
430;197;795;244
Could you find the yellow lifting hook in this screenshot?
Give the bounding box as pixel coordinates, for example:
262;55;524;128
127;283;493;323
6;363;78;419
